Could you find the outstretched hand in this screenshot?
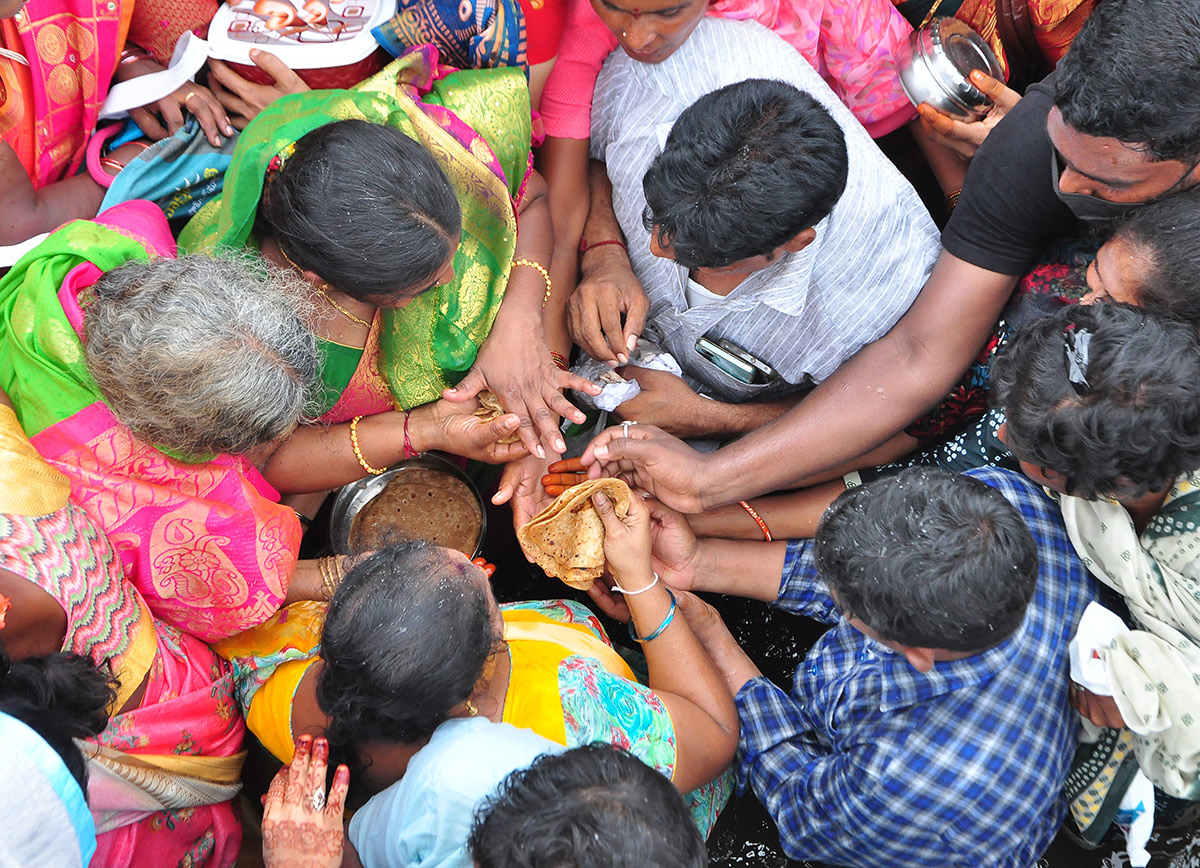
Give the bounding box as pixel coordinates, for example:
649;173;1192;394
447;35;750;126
916;70;1022;162
429;397;528;463
262;735;349;868
581;424;712;513
443;332;597;460
130;81;233;148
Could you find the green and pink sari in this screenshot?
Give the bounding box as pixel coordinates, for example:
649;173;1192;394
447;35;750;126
179;45;534;417
0;200;300;643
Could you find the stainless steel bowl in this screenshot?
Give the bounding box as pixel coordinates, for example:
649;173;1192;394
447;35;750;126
897;18;1004;121
328;453;487;557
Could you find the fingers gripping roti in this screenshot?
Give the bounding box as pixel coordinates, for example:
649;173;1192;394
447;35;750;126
517;479;634;589
474;391;520;444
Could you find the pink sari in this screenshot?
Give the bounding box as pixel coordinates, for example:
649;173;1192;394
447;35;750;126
18;201;300;643
0;413;246;868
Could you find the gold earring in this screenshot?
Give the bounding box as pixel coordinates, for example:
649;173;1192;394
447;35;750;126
464;699;478;717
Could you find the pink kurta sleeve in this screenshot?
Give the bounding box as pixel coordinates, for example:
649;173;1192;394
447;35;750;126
538;0;618;140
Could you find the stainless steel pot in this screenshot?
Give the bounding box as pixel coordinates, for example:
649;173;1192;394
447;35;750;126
327;453;487;557
897;18;1004;121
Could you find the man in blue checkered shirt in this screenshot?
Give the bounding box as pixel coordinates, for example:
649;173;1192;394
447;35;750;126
659;465;1097;867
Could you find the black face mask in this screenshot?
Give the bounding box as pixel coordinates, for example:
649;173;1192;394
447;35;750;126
1051;148;1200;223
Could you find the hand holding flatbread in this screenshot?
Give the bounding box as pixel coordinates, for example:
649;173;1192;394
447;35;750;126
516;479;634;589
474;391;520;444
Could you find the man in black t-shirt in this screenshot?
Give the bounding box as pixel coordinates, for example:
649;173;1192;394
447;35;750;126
579;0;1200;514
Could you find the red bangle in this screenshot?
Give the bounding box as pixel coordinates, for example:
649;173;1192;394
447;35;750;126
579;237;628;256
99;157;125;176
549;351;569;371
738;500;772;541
402;409;417;459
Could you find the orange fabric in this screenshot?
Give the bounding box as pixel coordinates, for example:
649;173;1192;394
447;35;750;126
0;0;132;189
953;0;1095;78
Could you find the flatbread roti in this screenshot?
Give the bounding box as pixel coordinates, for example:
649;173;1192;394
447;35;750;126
474;391;520;444
516;478;633;590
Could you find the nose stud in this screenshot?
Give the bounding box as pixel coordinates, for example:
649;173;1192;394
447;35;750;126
622;30;627;36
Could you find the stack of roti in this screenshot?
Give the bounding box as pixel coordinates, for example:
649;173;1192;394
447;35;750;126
517;478;633;589
473;391;520;444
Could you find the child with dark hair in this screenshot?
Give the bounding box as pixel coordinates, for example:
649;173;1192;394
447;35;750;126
0;649;114;868
615;465;1096;867
990;304;1200;805
469;744;707;868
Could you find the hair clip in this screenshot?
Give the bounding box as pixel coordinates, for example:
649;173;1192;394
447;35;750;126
266;141;297;176
1064;324;1092;392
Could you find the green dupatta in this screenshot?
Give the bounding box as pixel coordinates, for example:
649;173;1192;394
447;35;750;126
178;49;532;410
0;218;153;438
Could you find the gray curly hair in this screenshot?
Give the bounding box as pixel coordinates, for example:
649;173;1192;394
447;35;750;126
84;254;320;456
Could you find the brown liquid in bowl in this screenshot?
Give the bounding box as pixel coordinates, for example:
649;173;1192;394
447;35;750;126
349;469;482;556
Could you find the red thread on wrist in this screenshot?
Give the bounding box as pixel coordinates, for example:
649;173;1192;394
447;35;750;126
579;238;628;256
738;500;772;541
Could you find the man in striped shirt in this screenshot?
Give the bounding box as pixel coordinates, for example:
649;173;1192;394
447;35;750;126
570;18;939;439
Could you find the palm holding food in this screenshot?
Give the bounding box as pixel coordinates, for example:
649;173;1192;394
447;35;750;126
516;478;634;589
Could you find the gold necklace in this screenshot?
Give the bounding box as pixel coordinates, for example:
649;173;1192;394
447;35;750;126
316;286;372;328
277;243;373;328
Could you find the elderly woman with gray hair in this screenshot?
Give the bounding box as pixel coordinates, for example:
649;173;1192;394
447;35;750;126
0;200;346;643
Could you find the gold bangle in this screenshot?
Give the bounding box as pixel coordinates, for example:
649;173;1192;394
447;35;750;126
513;258;552;310
349;415;386;475
318;557;338;600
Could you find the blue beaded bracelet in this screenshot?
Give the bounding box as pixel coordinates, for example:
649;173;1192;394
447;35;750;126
628;588;677;644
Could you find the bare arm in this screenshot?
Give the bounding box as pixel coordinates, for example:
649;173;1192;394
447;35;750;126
262;401;526;495
594;492;739;794
443;169;598;459
613;368;803;439
0;143;106;245
584;252;1018;511
565;160;649;366
536;135;591;356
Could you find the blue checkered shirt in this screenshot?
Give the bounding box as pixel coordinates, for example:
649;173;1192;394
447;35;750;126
736;468;1097;868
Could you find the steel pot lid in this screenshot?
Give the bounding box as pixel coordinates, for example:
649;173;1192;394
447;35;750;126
900;17;1004;120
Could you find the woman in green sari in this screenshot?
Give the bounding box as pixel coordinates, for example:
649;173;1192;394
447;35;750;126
180;47;597;503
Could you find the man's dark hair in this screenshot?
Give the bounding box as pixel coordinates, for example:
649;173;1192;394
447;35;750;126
991;303;1200;499
641;78;848;270
316;542;501;756
1109;186;1200;323
814;467;1038;653
262;119;462;300
469;744;707;868
1054;0;1200;163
